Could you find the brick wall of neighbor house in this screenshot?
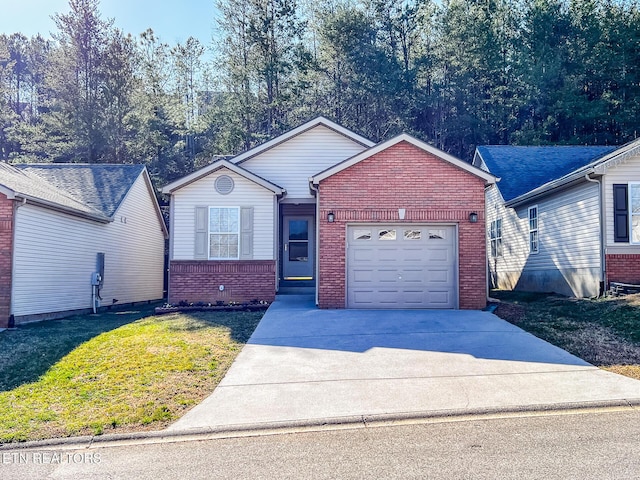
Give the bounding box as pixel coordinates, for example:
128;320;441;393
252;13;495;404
318;141;487;309
606;254;640;286
168;260;276;304
0;193;13;328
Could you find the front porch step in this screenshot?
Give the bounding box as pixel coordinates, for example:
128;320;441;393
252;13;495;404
278;286;315;295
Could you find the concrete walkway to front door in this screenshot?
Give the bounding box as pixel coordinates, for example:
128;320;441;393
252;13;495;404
169;295;640;432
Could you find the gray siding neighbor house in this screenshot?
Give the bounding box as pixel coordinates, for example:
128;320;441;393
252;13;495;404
473;142;640;298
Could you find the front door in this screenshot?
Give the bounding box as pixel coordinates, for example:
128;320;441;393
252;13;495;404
282;216;314;281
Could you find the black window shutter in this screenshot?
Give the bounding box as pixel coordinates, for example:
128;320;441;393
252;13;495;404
613;184;629;243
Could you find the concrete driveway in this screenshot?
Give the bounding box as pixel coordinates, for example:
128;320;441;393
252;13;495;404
169;295;640;432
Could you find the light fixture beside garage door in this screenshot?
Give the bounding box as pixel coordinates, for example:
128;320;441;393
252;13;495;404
469;212;478;223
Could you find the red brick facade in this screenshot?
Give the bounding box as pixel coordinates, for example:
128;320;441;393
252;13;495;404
168;260;276;304
606;254;640;286
0;193;13;328
317;141;488;310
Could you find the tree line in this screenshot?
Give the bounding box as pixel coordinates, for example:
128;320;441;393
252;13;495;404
1;0;639;188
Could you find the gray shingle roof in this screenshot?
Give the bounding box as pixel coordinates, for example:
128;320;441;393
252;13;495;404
477;146;617;202
0;162;107;219
14;164;144;217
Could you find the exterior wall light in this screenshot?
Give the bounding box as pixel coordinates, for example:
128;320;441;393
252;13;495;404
327;212;335;223
469;212;478;223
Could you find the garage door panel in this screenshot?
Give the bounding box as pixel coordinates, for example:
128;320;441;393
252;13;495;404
347;224;457;309
352;268;374;283
352;248;376;262
426;247;452;262
427;290;453;306
425;268;451;284
400;269;426;283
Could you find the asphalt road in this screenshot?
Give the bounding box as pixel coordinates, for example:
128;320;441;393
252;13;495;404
2;409;639;479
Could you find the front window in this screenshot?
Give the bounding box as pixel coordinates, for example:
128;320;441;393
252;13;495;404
528;206;539;254
209;207;239;259
630;183;640;244
490;219;503;257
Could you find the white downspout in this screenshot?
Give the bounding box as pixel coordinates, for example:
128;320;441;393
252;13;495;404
309;181;320;306
585;173;606;296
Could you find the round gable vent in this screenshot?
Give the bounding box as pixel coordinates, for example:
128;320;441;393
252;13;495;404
215;175;234;195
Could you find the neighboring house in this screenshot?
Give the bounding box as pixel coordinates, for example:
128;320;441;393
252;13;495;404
162;117;497;310
0;163;168;327
474;140;640;298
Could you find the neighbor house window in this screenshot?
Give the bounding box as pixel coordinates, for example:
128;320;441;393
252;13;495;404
209;207;239;259
490;219;503;257
528;206;539;253
630;183;640;244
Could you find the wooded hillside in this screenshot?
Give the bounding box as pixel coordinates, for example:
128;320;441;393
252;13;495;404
1;0;639;188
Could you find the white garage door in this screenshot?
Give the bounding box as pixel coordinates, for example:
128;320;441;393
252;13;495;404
347;224;458;309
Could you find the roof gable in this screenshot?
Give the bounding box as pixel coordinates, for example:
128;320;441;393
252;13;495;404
311;134;497;185
232;116;374;165
163;117;373;194
476;145;617;202
162;158;285;195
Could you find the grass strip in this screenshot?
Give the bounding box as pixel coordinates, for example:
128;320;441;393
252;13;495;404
0;309;262;443
492;290;640;380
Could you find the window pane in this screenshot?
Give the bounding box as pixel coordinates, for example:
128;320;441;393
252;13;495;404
229;209;239;232
491;239;497;257
404;230;421;240
529;208;538;230
379;229;396;240
632;217;640;243
210;208;220;232
530;231;538;252
490;221;496;240
428;229;445;239
353;229;371;240
497;238;503;256
496;219;502;237
289;242;308;261
289;220;308;240
210;233;239;259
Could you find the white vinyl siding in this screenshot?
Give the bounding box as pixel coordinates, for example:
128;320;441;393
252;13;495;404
171;168;275;260
237;125;368;199
486;182;601;297
11;174;166;317
603;151;640;253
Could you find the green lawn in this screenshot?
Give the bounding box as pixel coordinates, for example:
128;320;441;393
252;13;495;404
0;307;262;443
492;290;640;380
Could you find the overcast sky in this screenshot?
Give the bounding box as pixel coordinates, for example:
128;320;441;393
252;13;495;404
1;0;218;47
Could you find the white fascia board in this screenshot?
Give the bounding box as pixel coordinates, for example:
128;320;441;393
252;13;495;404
162;159;285;195
311;134;498;184
0;185;16;199
592;140;640;174
140;168;169;238
232;116;375;165
16;194;111;223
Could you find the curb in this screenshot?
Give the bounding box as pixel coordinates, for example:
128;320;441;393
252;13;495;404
2;398;639;451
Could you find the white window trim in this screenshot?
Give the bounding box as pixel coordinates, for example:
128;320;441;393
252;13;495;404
528;205;539;254
208;206;240;260
629;182;640;245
